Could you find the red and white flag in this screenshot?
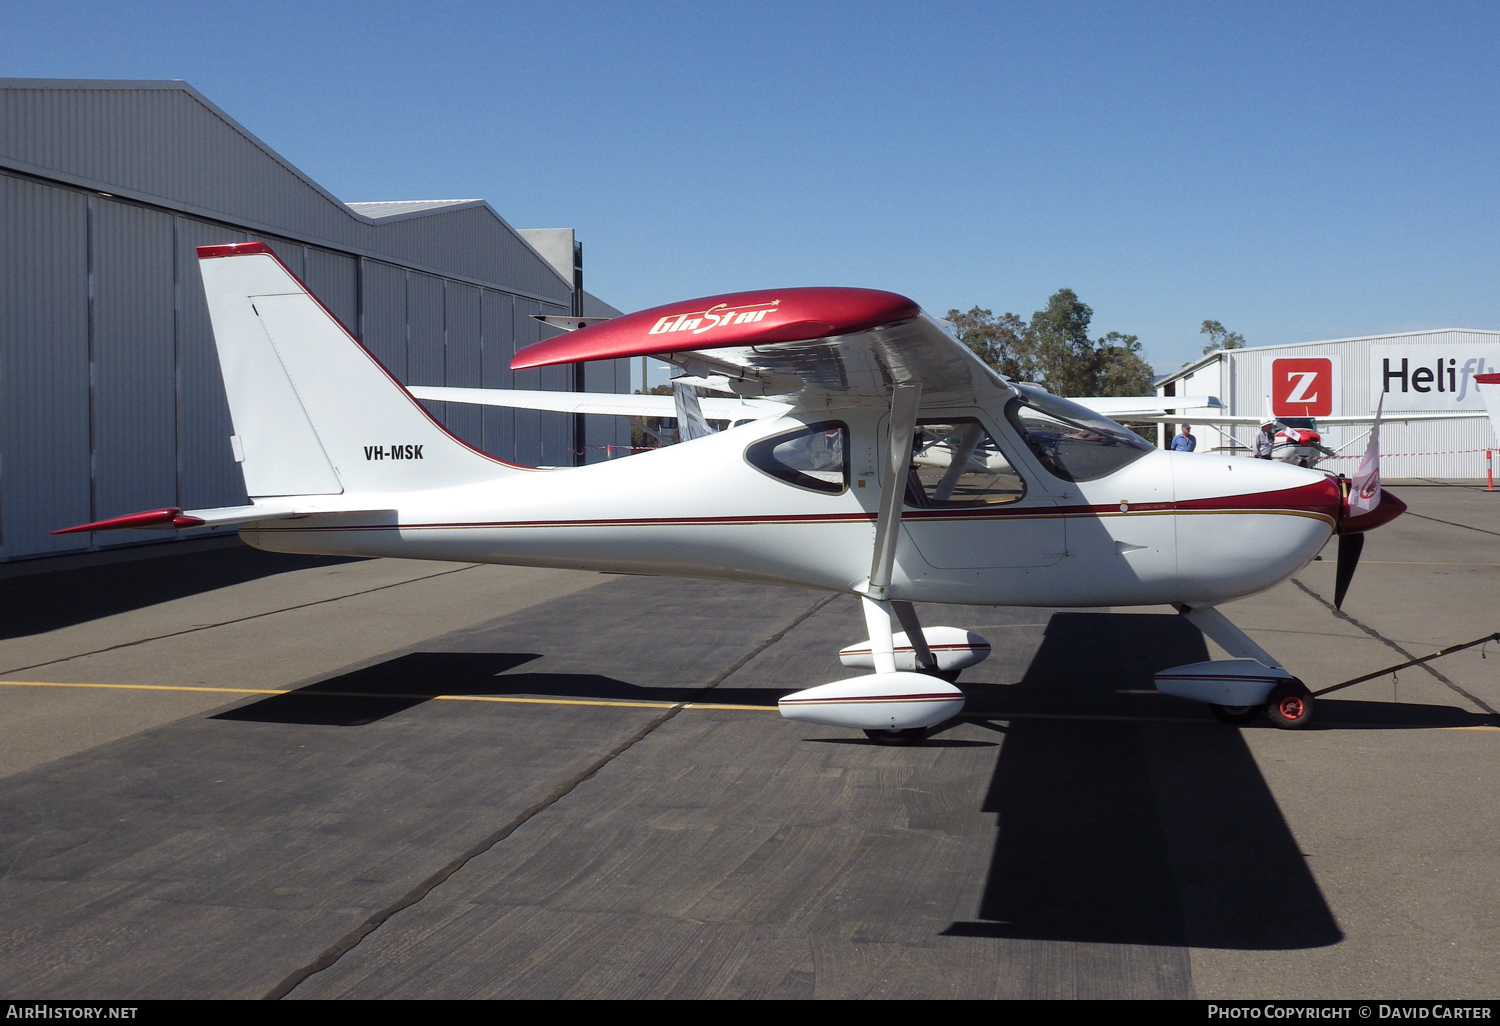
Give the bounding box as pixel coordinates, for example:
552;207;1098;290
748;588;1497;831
1349;394;1383;516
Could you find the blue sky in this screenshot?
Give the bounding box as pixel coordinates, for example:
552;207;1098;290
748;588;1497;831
5;0;1499;371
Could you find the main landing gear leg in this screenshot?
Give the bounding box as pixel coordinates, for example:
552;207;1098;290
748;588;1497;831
1174;603;1315;729
892;600;961;683
777;381;967;744
859;596;927;745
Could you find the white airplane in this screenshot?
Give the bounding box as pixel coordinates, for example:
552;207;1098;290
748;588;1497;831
58;242;1418;738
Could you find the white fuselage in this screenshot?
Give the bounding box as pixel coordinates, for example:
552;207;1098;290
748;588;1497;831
240;401;1338;609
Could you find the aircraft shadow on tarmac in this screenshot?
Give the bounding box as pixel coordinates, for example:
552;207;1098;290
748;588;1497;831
211;652;793;727
210;610;1491;949
945;612;1345;950
0;547;360;639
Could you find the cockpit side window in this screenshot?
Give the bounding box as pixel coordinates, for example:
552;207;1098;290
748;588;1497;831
1005;385;1154;482
903;419;1026;507
745;421;848;494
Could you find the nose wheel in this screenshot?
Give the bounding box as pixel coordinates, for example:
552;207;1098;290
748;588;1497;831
1267;681;1315;729
1209;681;1315;729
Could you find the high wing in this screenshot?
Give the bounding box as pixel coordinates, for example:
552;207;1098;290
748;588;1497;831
406;386;787;422
411;385;1226;427
509;287;1013;410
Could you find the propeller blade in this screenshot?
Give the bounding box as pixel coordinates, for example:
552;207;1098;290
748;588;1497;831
1334;532;1365;610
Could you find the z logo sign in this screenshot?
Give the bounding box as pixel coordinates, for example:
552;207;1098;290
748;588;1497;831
1272;358;1334;417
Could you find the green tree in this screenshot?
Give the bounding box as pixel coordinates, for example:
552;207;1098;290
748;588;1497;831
1200;319;1246;354
1024;289;1156;397
948;288;1155;397
943;306;1032;381
1026;289;1097;396
1093;331;1156;396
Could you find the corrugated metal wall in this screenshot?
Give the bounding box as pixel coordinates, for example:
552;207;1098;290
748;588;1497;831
0;167;629;563
0;174;91;557
480;289;515;462
91;198;177;543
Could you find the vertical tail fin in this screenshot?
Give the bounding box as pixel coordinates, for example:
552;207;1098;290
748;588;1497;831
198;243;514;499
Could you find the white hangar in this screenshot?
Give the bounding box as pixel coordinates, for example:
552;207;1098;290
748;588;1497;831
1156;329;1500;480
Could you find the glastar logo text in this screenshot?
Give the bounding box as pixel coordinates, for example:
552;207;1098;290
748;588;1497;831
648;300;780;336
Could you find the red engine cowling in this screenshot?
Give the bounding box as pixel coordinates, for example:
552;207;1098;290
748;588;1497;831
1333;476;1407;534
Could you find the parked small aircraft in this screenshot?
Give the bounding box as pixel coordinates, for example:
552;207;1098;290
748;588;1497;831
59;243;1416;736
1136;411;1486;469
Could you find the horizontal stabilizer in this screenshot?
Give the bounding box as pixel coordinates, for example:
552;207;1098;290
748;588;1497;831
53;504;299;535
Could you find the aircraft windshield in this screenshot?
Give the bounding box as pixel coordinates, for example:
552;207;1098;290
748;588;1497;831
744;421;848;494
1005;385;1154;482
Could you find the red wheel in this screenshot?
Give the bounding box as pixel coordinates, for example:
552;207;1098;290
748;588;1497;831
1267;681;1315;730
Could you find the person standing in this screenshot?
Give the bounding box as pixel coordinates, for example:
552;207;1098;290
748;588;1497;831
1253;418;1277;459
1171;424;1197;452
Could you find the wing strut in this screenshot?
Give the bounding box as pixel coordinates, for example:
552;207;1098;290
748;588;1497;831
861;382;922;674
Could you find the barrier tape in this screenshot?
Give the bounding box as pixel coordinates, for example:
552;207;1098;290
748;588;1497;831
1316;448;1489;461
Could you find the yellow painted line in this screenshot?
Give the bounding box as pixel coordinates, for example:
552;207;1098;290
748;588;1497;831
0;680;283;695
433;695;679;710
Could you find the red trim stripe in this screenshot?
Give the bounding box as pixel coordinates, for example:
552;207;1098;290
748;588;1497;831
779;694;962;705
245;501;1338;535
842;643;992;654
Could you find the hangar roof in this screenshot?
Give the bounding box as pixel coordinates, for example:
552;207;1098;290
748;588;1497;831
0;78;572;303
346;200;487;220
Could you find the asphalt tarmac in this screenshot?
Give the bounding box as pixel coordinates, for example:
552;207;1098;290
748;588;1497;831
0;481;1495;999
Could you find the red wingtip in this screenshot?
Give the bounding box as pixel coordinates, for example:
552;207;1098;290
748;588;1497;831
511;287;920;370
1475;373;1500;385
197;242;276;259
52;508;187;534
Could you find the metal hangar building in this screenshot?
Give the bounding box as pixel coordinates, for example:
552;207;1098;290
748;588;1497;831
0;78;632;565
1156;329;1500;479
